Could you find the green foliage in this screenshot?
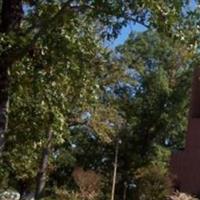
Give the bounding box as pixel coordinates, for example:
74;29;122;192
116;31;193;151
105;27;196;199
135;164;172;200
150;144;171;169
1;14;107;192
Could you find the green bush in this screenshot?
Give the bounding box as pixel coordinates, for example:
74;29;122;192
135;164;172;200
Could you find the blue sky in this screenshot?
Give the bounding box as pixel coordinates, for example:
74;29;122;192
106;23;147;48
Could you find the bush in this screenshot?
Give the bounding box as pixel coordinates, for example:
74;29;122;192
134;164;172;200
72;167;101;200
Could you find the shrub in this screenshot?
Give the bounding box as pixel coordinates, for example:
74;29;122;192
72;167;101;200
134;164;172;200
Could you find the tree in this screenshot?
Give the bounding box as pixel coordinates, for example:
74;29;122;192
101;29;195;199
1;14;107;199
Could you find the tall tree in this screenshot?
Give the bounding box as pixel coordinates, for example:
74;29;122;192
104;30;195;199
0;0;23;155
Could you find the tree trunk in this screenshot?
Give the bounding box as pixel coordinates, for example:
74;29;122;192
0;0;23;156
35;129;53;200
0;65;9;156
123;182;127;200
0;0;23;32
111;139;119;200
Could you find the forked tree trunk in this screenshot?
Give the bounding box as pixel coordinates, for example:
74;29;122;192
0;0;23;156
35;129;53;200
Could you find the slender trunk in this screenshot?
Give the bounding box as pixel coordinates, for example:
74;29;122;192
0;66;9;156
35;129;53;200
123;182;127;200
0;0;23;156
111;140;119;200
